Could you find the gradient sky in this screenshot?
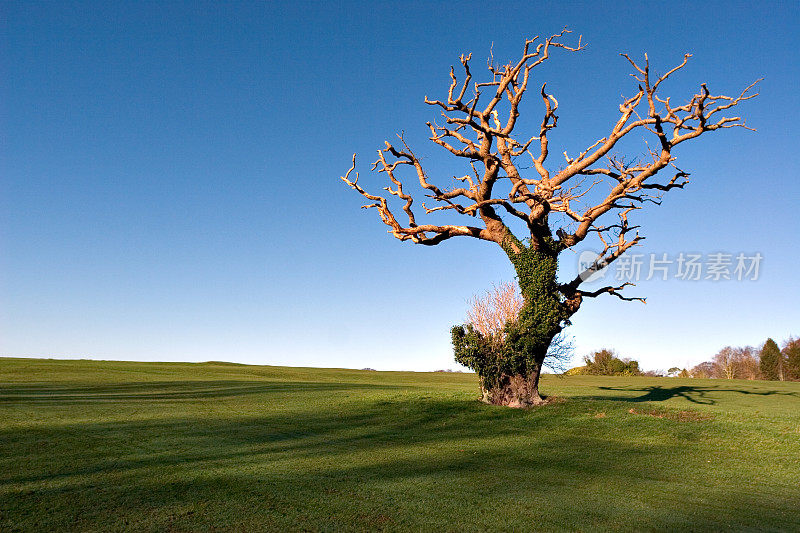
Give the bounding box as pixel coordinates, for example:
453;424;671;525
2;1;799;371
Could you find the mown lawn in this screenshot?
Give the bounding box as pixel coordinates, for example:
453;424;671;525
1;357;798;531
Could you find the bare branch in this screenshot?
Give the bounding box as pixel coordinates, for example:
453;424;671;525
343;34;757;306
342;153;495;245
577;282;646;303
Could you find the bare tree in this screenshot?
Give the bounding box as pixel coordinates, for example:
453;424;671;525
692;345;759;380
342;29;758;406
691;361;715;379
712;346;741;380
735;346;761;380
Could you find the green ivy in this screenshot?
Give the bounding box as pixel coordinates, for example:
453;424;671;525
453;233;569;392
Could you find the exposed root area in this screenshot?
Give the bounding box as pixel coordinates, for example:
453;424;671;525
481;394;564;409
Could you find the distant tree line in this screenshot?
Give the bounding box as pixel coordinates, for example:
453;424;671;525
685;337;800;381
566;337;799;381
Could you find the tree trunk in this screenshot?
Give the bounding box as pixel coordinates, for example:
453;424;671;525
491;236;563;407
453;236;567;408
481;367;546;407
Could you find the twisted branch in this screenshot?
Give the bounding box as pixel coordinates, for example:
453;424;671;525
343;30;757;304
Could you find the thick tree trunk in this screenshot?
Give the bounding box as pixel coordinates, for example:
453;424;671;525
487;237;563;407
481;368;546;407
453;235;566;408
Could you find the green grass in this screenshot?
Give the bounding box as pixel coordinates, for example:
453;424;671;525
1;358;799;532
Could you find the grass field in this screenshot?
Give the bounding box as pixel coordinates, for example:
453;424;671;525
1;357;799;532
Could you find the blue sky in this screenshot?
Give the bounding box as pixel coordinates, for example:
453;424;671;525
2;1;798;371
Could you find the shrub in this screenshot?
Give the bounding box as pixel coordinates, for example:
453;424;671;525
583;349;642;376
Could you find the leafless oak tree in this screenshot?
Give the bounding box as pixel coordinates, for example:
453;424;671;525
342;29;758;407
710;345;760;380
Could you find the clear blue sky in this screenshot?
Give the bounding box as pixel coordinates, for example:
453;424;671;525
2;1;798;371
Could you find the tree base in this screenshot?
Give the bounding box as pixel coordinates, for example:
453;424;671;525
481;373;547;408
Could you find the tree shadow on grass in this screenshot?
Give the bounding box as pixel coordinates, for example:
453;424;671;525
0;393;656;486
589;385;799;405
0;380;401;404
1;394;798;531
